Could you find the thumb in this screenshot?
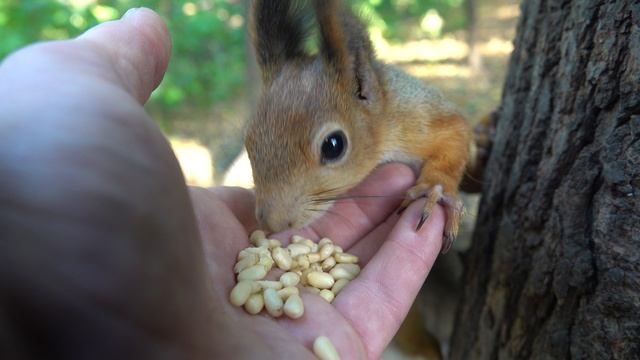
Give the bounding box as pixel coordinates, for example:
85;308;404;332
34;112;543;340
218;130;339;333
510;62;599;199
77;8;172;103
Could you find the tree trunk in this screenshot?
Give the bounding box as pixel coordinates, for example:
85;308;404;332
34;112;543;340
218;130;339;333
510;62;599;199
451;1;639;359
465;0;483;74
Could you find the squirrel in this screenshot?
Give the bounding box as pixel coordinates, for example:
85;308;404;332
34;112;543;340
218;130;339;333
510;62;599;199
245;0;475;253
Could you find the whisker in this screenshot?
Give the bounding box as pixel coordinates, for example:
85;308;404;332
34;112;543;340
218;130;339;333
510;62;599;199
305;207;355;229
309;184;352;198
310;194;406;204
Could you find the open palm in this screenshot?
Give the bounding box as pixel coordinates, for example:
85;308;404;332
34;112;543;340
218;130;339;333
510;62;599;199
192;163;444;359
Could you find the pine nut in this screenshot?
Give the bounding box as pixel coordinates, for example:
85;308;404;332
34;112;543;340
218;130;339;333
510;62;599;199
307;253;321;263
238;246;269;260
300;269;312;285
244;293;264;314
313;336;340;360
329;267;355;280
278;286;299;300
307;272;335;289
331;278;349;295
258;253;274;272
291;235;306;243
237;264;267;281
234;253;258;274
336;263;360;275
255;238;270;248
319;244;334;260
310;263;323;272
321;256;336;271
288;243;311;257
329;264;360;280
257;280;283;290
280;272;300;287
318;238;333;247
334;252;358;264
272;247;292;270
268;239;282;248
249;230;266;245
230;280;256;306
296;254;310;270
319;289;335;303
283;294;304;319
263;288;284;317
334;246;343;254
302;239;317;252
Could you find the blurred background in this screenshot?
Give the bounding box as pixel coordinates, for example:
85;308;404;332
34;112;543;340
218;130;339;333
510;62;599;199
1;0;520;358
0;0;519;188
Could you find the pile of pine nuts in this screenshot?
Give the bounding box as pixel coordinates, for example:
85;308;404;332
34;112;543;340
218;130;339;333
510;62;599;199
229;230;361;319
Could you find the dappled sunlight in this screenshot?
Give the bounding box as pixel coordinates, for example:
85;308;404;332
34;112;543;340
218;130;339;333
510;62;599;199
480;37;514;57
63;0;96;8
222;149;254;188
182;2;198;16
170;138;214;187
496;4;521;20
404;63;471;79
376;37;467;63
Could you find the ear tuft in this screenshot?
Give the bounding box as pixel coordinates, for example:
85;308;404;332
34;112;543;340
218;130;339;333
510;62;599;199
250;0;313;85
312;0;379;104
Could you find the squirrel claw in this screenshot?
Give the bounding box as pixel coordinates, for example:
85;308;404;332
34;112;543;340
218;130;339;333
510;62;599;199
396;198;413;214
401;183;464;253
416;210;430;231
441;233;454;254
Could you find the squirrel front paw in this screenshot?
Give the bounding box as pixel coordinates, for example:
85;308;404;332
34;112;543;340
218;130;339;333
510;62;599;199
397;183;464;254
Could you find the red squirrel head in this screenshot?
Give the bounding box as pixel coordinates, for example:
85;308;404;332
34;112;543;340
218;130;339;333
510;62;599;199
245;0;385;232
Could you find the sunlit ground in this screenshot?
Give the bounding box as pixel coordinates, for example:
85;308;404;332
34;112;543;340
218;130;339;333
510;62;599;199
171;1;520;190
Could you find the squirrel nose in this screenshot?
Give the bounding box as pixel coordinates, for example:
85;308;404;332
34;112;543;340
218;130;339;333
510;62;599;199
257;202;294;232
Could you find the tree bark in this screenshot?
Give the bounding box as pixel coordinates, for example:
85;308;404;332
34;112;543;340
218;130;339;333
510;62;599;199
465;0;483;74
451;1;639;359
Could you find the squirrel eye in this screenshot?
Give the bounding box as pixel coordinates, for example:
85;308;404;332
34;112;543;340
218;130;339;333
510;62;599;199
321;131;347;164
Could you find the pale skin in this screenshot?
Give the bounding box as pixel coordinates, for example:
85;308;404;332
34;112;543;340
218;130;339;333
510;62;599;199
0;8;445;359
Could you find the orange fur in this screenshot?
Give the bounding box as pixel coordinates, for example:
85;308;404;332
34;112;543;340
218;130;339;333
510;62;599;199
246;0;473;246
416;114;472;193
246;1;477;358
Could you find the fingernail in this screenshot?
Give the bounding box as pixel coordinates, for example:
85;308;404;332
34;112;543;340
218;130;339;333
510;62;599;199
122;7;140;19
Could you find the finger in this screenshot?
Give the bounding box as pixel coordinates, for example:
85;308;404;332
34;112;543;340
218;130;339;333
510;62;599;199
333;201;445;358
206;186;258;232
274;163;415;246
77;8;171;103
188;187;252;281
278;294;367;359
346;211;400;265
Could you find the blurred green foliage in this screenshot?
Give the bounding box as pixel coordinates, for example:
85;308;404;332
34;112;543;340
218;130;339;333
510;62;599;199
0;0;465;115
0;0;246;113
353;0;465;41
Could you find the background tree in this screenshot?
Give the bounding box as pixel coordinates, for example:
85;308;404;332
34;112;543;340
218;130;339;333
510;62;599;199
451;0;639;358
464;0;482;73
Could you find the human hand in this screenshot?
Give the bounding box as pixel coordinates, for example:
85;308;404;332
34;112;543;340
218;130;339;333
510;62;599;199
0;8;444;359
193;163;445;359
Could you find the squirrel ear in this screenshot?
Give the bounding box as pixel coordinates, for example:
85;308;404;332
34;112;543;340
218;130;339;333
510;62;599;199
313;0;380;103
250;0;311;85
